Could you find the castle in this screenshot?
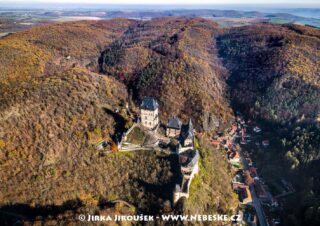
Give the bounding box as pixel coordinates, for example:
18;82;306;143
139;97;199;205
173;119;199;205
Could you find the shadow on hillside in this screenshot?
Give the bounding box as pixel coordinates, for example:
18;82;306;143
131;154;182;214
0;199;89;224
103;107;127;142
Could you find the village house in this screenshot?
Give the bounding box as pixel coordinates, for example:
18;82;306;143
140;97;159;129
166;116;182;137
233;181;247;190
211;139;220;148
229;151;241;165
233;182;253;205
211;138;220;144
228;123;238;136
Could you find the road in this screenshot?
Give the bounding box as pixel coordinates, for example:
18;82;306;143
250;185;267;226
238;141;268;226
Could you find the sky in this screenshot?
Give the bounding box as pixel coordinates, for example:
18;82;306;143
1;0;319;5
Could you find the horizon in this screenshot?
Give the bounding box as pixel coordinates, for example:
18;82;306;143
0;0;320;7
1;2;319;20
0;0;319;4
1;3;319;9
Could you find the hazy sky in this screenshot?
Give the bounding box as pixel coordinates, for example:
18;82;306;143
1;0;319;4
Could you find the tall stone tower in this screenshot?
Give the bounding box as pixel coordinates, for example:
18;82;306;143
140;97;159;129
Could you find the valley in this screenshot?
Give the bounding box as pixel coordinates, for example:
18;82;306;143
0;16;319;225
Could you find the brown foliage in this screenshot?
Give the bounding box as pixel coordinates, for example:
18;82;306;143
100;17;233;130
218;23;320;122
0;19;135;83
110;142;118;153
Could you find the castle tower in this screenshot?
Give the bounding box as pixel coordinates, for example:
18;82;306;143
140;97;159;129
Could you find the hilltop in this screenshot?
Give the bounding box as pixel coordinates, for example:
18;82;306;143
0;19;135;83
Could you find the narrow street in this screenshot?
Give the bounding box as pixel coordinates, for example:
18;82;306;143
250;186;267;226
238;135;268;226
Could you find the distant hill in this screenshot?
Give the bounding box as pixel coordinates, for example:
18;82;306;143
1;8;320;31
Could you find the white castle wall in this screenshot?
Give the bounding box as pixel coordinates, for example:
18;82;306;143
141;108;159;129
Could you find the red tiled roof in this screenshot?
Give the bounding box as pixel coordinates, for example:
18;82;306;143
211;140;220;145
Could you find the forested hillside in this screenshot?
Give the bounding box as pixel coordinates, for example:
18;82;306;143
218;23;320;124
0;19;136;83
99;17;234;129
0;68;128;204
281;124;320;226
0;17;237;224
